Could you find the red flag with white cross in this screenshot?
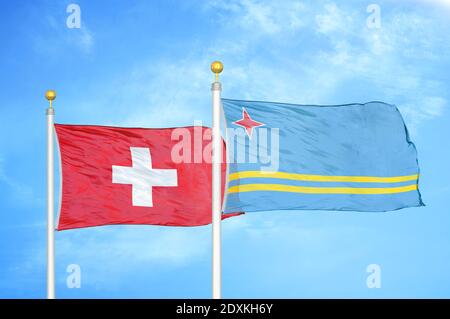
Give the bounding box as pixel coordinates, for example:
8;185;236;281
55;124;240;230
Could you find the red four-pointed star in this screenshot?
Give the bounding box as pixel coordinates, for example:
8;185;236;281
233;108;265;137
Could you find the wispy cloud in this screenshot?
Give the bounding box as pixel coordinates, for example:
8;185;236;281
73;27;94;54
53;219;253;289
99;0;449;135
315;3;352;34
32;12;94;56
57;226;210;268
417;0;450;9
206;0;306;35
208;1;448;132
0;156;38;207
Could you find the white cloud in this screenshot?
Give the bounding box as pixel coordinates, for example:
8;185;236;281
56;226;210;268
0;156;38;207
52;218;252;288
315;3;352;34
203;1;448;130
417;0;450;8
401;96;447;130
423;96;447;117
75;27;94;53
32;14;94;56
114;58;212;127
206;0;306;35
71;1;448;136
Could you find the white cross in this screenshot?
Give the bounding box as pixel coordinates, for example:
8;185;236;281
112;147;178;207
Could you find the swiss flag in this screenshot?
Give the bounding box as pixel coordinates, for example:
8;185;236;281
55;124;240;230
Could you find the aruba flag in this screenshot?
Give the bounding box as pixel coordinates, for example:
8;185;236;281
222;99;424;213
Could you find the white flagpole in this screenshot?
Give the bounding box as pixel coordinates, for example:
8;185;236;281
45;90;56;299
211;61;223;299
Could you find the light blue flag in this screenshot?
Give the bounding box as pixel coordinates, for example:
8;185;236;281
222;99;423;213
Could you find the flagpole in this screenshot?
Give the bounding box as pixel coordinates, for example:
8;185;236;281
211;61;223;299
45;90;56;299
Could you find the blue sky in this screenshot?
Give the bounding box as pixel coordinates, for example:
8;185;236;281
1;0;450;298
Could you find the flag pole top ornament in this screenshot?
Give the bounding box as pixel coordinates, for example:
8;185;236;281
45;90;56;108
211;61;223;82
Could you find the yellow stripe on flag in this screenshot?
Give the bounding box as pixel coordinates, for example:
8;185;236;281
228;171;419;183
228;183;418;195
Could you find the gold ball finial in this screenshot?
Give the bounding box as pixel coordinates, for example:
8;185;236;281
211;61;223;81
45;90;56;109
45;90;56;101
211;61;223;74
